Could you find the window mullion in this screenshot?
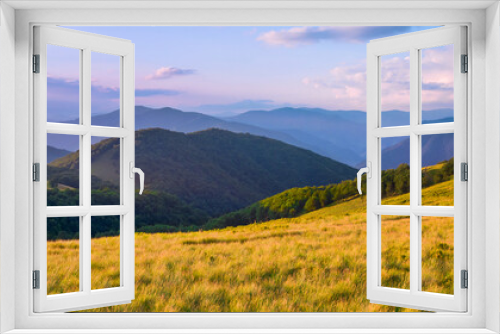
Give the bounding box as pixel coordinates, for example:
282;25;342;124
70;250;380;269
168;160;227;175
78;48;85;293
82;47;92;294
409;47;420;295
82;47;91;206
82;214;91;293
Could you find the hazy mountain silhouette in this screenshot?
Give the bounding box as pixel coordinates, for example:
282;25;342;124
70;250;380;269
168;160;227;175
229;107;367;156
47;145;72;163
52;106;358;164
50;106;454;167
380;109;453;126
354;116;455;169
378;133;453;170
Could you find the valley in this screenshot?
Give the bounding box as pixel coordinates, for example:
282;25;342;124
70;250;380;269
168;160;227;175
48;177;454;312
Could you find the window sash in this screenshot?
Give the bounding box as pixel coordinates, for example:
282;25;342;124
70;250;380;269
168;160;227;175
32;26;136;313
366;26;468;312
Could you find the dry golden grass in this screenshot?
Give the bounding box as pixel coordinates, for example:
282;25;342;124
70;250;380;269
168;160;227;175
47;240;79;295
47;236;121;294
91;236;121;290
47;180;454;312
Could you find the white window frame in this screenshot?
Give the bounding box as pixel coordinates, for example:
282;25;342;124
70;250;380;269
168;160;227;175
0;2;499;333
33;26;136;313
366;26;468;312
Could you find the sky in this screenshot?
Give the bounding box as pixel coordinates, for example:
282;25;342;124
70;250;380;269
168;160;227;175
47;26;452;121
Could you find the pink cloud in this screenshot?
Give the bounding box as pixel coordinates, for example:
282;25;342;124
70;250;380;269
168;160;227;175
302;62;367;110
302;55;412;111
302;46;453;111
146;67;196;80
258;26;413;47
380;54;410;111
421;45;454;109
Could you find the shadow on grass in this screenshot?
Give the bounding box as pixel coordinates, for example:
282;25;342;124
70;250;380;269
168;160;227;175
182;231;303;245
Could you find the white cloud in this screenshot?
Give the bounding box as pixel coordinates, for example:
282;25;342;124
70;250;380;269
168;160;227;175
302;62;367;110
258;26;413;47
421;45;454;109
146;67;196;80
302;47;453;111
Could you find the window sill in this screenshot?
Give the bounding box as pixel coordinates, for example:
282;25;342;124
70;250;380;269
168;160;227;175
4;329;499;334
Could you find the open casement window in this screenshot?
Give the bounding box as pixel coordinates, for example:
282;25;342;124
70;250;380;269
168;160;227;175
33;26;140;312
364;26;467;312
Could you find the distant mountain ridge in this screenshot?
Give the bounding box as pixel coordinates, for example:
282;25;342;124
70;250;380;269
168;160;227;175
51;106;360;165
355;116;455;169
228;107;367;162
378;133;454;170
47;146;72;163
50;128;356;216
49;106;454;167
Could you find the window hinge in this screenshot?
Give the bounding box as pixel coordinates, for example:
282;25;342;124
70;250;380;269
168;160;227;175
461;54;468;73
461;270;468;289
33;163;40;182
33;270;40;289
461;162;468;182
33;54;40;73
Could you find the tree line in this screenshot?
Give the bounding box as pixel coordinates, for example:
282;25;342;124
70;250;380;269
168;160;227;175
206;158;454;230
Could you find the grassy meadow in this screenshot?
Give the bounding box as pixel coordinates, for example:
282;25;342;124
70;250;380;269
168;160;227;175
47;178;454;312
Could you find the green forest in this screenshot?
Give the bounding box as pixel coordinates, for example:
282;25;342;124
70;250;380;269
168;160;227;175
206;158;454;229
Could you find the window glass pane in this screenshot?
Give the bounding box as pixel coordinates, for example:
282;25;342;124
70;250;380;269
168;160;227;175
421;216;454;295
91;216;120;290
47;45;80;124
91;136;121;206
47;134;80;206
92;52;121;127
380;52;410;127
421;134;454;206
47;217;80;295
421;45;454;124
381;215;410;290
381;137;410;205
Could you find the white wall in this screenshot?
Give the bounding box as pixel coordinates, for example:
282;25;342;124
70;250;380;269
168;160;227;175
486;2;500;333
0;2;16;333
5;5;495;331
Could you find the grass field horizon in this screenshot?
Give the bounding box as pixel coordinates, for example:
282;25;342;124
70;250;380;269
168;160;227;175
47;175;454;312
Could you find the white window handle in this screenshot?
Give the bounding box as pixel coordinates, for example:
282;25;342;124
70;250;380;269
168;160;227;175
357;162;371;195
129;162;145;195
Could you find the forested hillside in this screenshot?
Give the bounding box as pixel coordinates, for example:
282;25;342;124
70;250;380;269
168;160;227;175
208;158;454;229
47;128;356;238
47;155;454;239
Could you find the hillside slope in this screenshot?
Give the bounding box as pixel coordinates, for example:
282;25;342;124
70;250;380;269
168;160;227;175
50;128;356;216
54;179;453;312
208;158;453;229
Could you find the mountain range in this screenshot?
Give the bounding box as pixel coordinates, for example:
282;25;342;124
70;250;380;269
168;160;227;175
50;128;356;216
51;106;361;165
379;133;454;170
48;105;454;168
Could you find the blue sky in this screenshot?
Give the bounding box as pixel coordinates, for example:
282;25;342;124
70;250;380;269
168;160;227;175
48;26;449;121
